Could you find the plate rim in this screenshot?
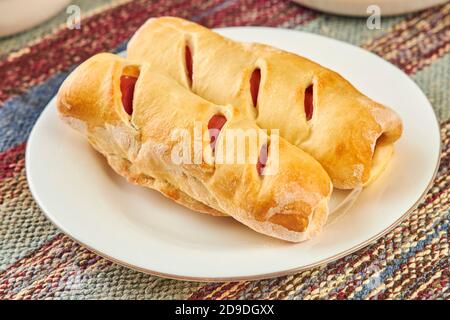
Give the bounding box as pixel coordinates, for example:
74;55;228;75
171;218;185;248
25;26;442;282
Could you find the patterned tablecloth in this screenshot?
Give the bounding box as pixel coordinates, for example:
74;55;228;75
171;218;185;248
0;0;448;300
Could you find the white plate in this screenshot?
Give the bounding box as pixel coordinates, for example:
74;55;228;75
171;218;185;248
26;27;441;281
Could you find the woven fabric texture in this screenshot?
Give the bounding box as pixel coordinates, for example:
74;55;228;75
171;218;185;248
0;0;448;300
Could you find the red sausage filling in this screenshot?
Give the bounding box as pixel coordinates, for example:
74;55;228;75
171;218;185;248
208;114;227;153
120;75;138;115
257;143;269;175
185;45;193;86
304;84;314;121
250;68;261;107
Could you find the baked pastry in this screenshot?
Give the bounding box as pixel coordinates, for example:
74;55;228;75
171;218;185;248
127;17;403;189
56;53;332;242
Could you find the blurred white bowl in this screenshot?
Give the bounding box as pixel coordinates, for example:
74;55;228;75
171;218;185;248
0;0;71;37
293;0;447;16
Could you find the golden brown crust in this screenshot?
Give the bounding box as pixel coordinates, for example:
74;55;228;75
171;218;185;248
106;153;227;217
128;16;403;189
56;53;332;242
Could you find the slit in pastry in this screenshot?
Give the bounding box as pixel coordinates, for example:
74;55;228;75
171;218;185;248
185;44;193;87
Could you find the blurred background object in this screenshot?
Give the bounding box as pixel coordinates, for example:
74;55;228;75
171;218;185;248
293;0;449;16
0;0;71;37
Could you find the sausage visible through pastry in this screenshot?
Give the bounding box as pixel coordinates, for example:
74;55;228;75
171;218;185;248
56;53;333;242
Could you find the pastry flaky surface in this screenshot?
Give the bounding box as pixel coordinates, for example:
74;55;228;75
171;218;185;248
128;17;403;189
56;53;332;242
